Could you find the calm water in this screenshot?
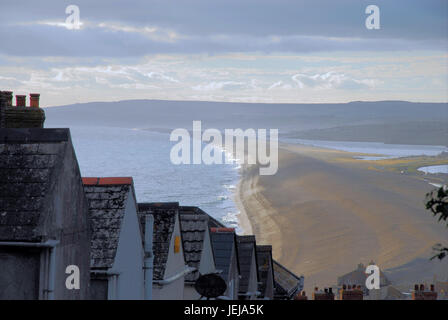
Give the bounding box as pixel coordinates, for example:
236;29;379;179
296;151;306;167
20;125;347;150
418;165;448;174
54;125;242;231
285;138;448;160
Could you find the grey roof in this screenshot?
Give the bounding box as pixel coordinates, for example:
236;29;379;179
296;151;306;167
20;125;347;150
138;202;179;280
256;245;274;298
179;213;210;282
84;180;134;269
179;205;224;229
273;260;302;299
0;128;70;242
337;262;390;288
210;230;238;282
236;235;259;293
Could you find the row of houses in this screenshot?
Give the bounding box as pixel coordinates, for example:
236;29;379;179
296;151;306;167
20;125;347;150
0;90;304;299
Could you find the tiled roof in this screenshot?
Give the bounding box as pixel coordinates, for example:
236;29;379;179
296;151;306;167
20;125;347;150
273;260;302;299
0;128;70;241
210;228;238;282
236;235;258;293
83;177;135;269
256;245;274;298
179;213;210;282
138;202;179;280
82;177;133;186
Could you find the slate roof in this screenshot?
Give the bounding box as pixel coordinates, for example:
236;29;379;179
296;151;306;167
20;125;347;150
256;245;274;298
273;260;303;299
83;177;134;269
178;205;225;230
236;235;259;294
179;212;211;282
210;228;239;282
337;262;390;288
0;128;70;242
138;202;179;280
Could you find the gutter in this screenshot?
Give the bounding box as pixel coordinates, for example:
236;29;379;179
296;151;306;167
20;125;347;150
153;266;196;285
0;240;59;300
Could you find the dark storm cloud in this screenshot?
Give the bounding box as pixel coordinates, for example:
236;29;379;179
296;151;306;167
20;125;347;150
0;0;446;57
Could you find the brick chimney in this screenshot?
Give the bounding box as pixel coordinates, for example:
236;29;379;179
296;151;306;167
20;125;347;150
16;95;26;107
313;287;335;300
294;290;308;300
0;90;45;128
30;93;40;108
412;284;438;300
339;284;364;300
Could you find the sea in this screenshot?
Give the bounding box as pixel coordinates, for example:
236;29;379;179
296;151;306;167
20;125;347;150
50;125;243;232
50;125;448;233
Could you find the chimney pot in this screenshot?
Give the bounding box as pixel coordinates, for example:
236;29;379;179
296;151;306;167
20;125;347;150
329;287;333;294
414;284;419;291
16;95;26;107
342;284;346;290
314;287;318;292
29;93;40;108
3;91;13;107
430;284;435;292
420;284;425;291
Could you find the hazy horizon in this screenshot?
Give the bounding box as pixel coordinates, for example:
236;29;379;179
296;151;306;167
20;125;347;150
1;0;447;106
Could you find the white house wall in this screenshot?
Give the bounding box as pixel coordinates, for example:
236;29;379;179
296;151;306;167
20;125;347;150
111;192;145;300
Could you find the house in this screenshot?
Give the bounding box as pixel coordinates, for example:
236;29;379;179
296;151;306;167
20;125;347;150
210;227;240;299
236;235;260;300
0;127;91;299
412;284;438;300
138;202;194;300
178;207;216;299
0;91;45;128
337;262;390;296
338;284;364;300
83;177;145;300
256;245;275;300
273;260;304;300
435;281;448;300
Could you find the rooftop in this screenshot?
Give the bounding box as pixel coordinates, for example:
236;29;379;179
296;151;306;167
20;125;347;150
179;212;211;282
0;128;71;242
236;235;259;293
256;245;274;298
273;260;303;299
210;228;239;281
83;177;136;269
138;202;179;280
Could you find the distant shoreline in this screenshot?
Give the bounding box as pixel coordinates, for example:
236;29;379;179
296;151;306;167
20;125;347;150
234;142;448;292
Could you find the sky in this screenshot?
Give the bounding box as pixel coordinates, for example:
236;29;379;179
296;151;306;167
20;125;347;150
0;0;447;106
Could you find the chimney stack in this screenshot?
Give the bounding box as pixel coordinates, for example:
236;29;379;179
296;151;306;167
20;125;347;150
16;95;26;107
30;93;40;108
3;91;13;107
0;90;45;128
412;284;438;300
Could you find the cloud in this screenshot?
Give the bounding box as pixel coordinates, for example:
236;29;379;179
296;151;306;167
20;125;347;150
192;81;246;91
291;72;377;90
